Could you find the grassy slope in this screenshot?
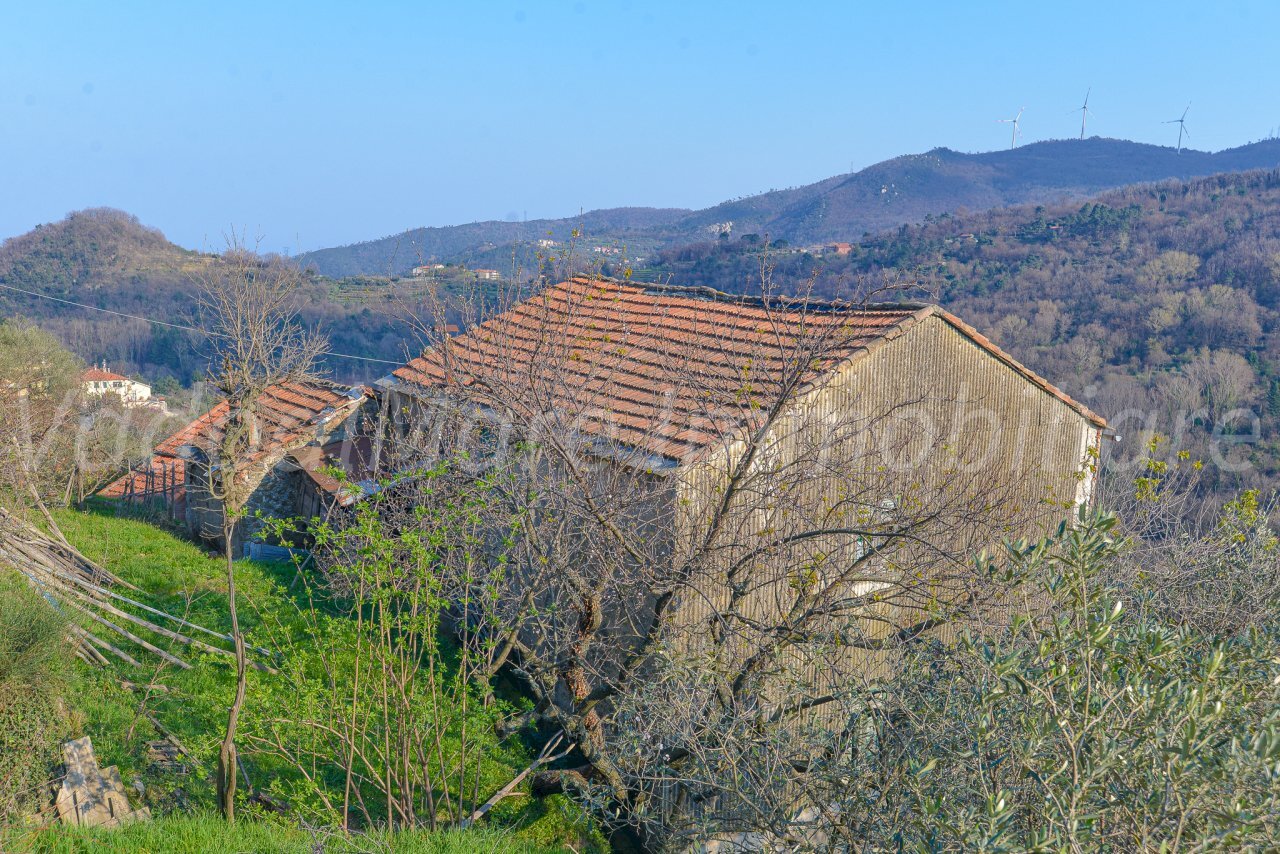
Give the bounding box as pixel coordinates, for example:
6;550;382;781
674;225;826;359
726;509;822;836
11;814;541;853
4;503;599;853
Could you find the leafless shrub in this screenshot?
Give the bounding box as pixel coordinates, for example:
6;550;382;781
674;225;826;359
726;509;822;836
192;236;327;821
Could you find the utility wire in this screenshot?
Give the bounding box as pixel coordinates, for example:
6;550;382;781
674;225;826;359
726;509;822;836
0;280;407;366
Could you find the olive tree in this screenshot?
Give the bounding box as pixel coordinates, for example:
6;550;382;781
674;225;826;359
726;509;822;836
861;511;1280;852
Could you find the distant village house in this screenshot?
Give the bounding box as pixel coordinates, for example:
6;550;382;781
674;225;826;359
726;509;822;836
82;365;166;412
83;365;148;401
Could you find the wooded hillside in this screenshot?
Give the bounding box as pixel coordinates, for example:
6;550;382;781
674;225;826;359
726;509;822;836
0;210;431;385
647;169;1280;498
296;138;1280;278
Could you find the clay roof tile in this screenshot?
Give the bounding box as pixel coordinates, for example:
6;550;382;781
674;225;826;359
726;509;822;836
386;277;1105;464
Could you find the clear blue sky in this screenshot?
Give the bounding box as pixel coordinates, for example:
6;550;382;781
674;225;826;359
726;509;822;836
4;1;1278;254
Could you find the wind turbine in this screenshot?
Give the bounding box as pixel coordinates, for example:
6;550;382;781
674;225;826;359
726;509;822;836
1074;88;1093;139
1164;104;1191;154
998;107;1025;149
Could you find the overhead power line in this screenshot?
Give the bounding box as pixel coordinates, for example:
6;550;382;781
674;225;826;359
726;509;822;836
0;281;406;366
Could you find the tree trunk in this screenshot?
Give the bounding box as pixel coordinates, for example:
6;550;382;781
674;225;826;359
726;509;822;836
217;515;249;821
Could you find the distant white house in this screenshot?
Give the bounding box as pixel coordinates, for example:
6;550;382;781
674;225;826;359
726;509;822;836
82;365;167;412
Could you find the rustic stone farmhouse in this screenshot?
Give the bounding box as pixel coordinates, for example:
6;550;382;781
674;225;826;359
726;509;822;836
102;276;1107;602
376;275;1110;686
100;381;373;551
380;275;1106;518
98;276;1111;840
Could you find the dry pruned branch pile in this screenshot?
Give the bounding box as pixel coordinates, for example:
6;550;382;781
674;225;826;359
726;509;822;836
0;506;273;672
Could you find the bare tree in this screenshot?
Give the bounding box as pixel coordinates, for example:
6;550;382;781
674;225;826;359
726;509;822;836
194;240;326;821
375;271;1087;845
1161;348;1258;431
1099;436;1280;636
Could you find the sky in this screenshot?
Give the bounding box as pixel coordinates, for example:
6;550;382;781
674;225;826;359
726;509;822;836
3;1;1279;254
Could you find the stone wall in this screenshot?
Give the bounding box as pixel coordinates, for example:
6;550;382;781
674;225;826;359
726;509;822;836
183;400;373;554
239;457;299;550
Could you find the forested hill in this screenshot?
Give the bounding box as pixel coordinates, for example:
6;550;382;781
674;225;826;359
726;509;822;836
0;208;203;289
649;168;1280;498
0;209;426;386
297;137;1280;277
295;207;691;279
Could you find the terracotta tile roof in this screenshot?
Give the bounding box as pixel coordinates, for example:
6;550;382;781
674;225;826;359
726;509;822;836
99;381;368;500
98;457;186;502
159;382;365;463
385;278;1105;464
288;436;375;506
83;367;131;383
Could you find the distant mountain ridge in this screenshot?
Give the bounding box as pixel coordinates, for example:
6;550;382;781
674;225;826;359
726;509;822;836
296;207;691;279
297;137;1280;277
642;166;1280;501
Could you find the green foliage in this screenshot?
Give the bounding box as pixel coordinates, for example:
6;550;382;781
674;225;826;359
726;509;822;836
0;318;88;506
252;458;550;832
0;572;70;692
27;500;1280;850
1267;378;1280;420
43;504;600;850
0;319;83;403
2;811;548;853
878;512;1280;850
0;571;71;820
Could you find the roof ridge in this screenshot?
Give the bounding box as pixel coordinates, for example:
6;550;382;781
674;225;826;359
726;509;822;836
565;275;934;315
83;366;133;381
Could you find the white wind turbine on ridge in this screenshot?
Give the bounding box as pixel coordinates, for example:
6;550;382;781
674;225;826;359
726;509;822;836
998;107;1025;149
1073;88;1093;139
1165;104;1191;153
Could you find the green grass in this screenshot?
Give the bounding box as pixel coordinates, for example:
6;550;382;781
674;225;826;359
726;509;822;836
50;503;303;814
0;574;73;820
32;502;603;852
4;812;543;853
